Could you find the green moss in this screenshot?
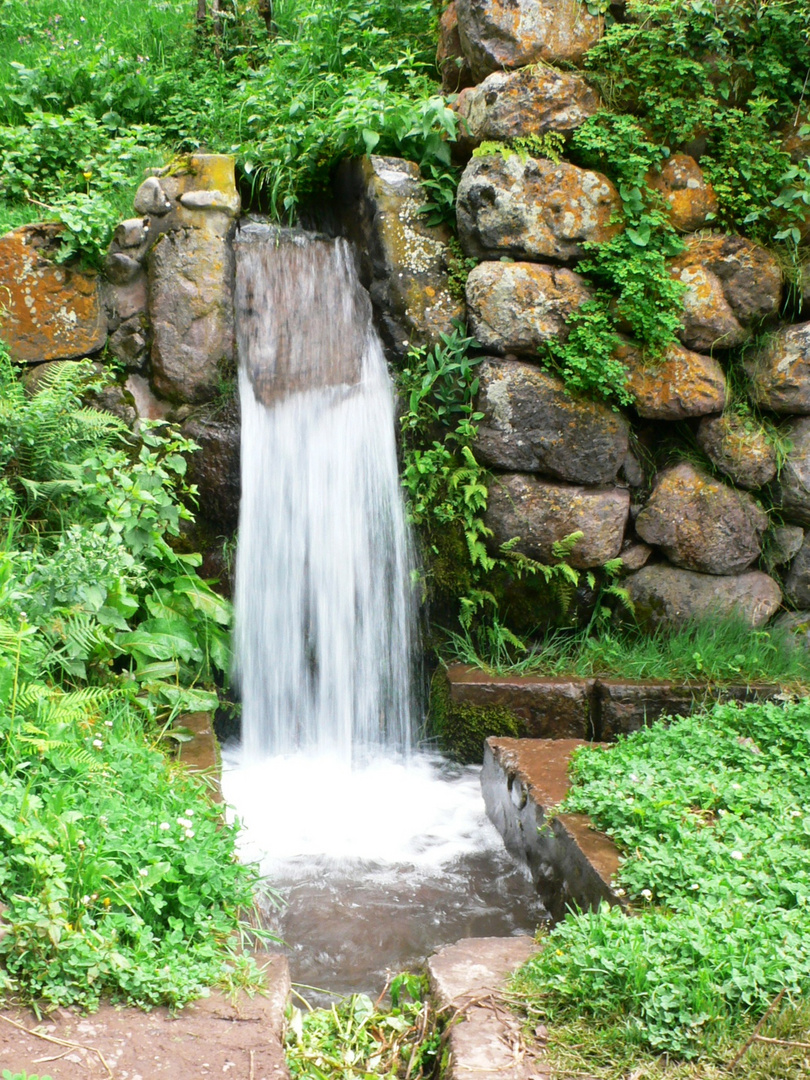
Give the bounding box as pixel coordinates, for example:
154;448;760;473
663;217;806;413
427;668;525;764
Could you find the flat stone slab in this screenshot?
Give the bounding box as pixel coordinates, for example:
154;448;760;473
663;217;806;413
0;954;291;1079
482;738;622;921
428;936;547;1080
175;710;222;802
447;665;593;739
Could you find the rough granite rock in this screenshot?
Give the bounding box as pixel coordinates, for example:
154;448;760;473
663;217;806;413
773;417;810;526
457;153;621;263
671;234;782;351
0;223;106;362
455;66;600;151
767;524;804;568
465;261;591;354
474;358;628;484
456;0;604;82
625;564;782;629
617;340;726;419
181;399;241;533
784;535;810;608
437;1;474;92
745;322;810;414
696;413;777;490
335;156;464;355
108;315;149;371
635;462;768;575
485;473;629;569
647;154;718;232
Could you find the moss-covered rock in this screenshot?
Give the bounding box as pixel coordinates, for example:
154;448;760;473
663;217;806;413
428;667;525;764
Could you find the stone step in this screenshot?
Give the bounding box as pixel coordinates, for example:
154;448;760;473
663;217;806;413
482;737;623;921
428;936;547;1080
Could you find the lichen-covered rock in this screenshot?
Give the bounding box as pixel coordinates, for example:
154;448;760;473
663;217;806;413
772;416;810;526
474;358;629;483
619;541;653;571
0;223;105;362
148;227;235;403
437;1;474;92
635;462;768;575
745;322;810;414
670;234;782;350
625;564;781;630
455;67;600;150
457;153;621;262
696;413;777;490
456;0;604;82
617;340;726;419
768;524;804;568
465;261;591;354
335;156;464;355
485;473;629;569
646;155;717;232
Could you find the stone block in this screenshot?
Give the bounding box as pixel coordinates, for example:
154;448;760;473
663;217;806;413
618;340;726;420
624;564;782;630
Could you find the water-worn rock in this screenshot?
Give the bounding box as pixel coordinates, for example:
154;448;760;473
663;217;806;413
696;413;777;490
671;234;783;351
618;340;726;419
784;535;810;608
437;1;474;92
625;564;782;629
335;156;463;354
619;541;653;571
455;67;600;151
635;462;768;575
0;223;106;362
133;176;173;216
456;0;604;82
457;153;621;263
112;218;149;251
465;261;591;354
745;322;810;414
646;155;717;232
474;358;628;483
773;417;810;526
485;473;629;569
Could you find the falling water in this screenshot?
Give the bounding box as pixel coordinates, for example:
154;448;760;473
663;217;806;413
232;224;416;760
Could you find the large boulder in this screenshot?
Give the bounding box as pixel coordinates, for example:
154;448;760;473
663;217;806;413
457;153;621;262
335;156;463;355
635;462;768;575
670;234;782;351
0;223;105;362
474;358;629;484
773;416;810;526
485;473;629;569
456;0;604;82
465;262;591;354
784;535;810;608
745;322;810;414
625;564;782;630
646;155;717;233
436;1;474;92
696;413;777;490
617;340;726;420
455;67;600;150
146;154;240;403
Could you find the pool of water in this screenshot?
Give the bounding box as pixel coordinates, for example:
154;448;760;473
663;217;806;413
221;749;547;1004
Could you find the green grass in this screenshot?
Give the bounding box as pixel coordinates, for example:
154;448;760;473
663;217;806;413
512;698;810;1062
441;615;810;689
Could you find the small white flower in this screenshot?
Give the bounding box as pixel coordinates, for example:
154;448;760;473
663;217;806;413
76;838;86;849
731;782;741;791
104;720;113;728
159;822;170;831
92;738;103;749
730;850;744;861
691;883;700;890
177;817;192;829
81;895;90;905
80;15;86;21
183;809;195;817
184;829;195;839
629;773;639;784
615;888;626;897
138;868;148;878
641;889;652;900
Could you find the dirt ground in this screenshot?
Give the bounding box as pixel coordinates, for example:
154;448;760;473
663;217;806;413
0;954;291;1080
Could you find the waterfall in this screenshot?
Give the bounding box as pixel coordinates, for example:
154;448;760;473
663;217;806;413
232;224;416;761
